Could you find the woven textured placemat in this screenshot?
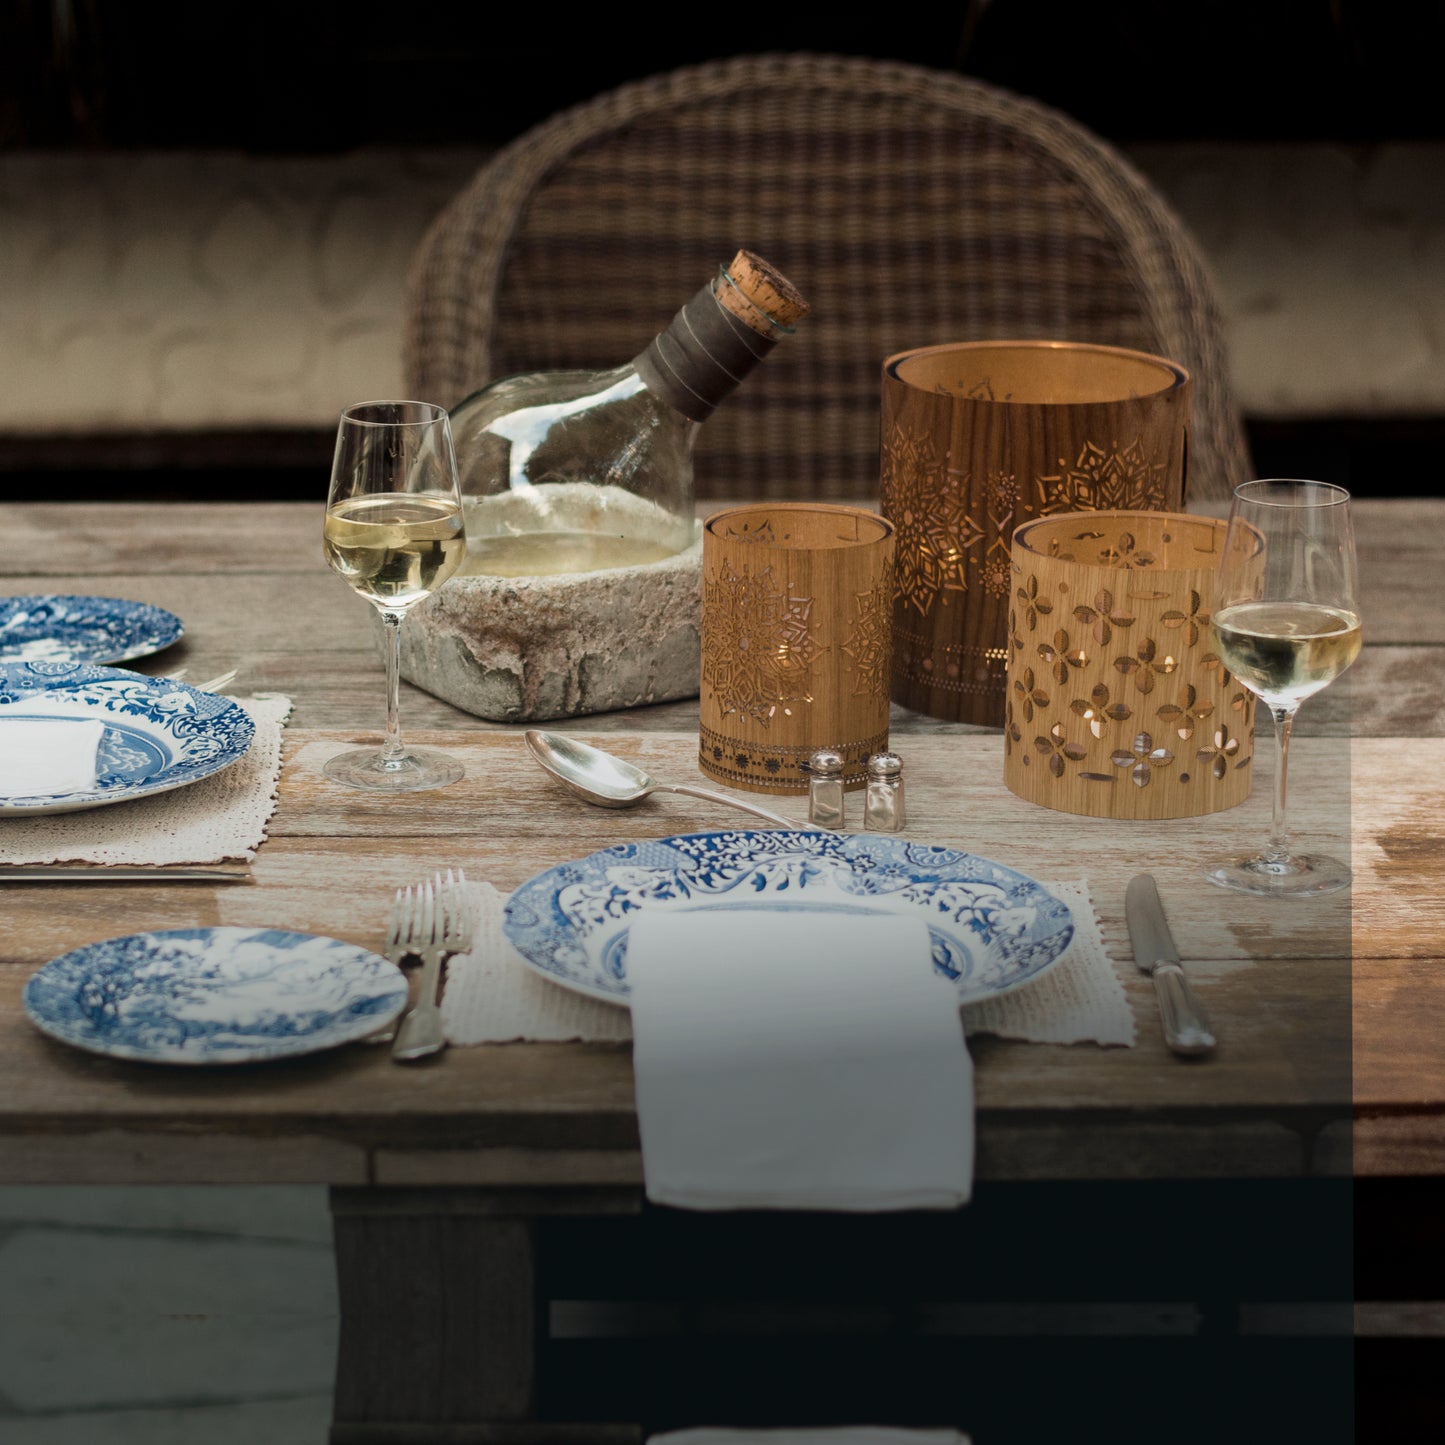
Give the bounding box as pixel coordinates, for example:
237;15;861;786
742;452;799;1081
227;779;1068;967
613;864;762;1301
0;695;292;866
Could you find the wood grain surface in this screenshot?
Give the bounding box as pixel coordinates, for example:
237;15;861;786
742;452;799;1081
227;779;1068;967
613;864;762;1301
0;727;1384;1183
1;498;1431;733
0;499;1440;1183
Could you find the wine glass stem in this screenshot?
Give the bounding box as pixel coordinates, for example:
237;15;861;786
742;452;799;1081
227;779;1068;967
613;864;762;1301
1265;702;1298;864
381;609;406;766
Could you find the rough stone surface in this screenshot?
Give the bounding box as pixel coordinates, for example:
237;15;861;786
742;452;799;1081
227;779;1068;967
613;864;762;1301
2;144;1443;434
0;1226;337;1411
397;529;703;721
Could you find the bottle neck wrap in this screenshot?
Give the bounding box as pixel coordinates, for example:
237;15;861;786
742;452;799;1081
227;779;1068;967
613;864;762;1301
632;282;781;422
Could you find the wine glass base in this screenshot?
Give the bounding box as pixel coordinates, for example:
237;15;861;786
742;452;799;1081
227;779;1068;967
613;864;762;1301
1203;852;1352;898
323;746;464;793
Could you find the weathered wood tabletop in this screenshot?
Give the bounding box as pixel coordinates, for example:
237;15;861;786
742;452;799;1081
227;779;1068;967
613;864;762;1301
0;498;1439;1183
1;497;1435;1440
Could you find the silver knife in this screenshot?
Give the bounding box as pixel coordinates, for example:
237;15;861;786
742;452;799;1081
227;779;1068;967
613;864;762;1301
1125;873;1216;1056
0;866;250;882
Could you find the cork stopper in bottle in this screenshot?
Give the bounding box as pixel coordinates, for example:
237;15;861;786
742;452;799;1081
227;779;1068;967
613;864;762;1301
717;250;810;333
632;249;808;422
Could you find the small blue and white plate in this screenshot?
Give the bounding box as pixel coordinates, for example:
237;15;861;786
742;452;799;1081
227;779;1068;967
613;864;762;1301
0;661;255;815
0;594;183;665
24;927;409;1065
504;830;1075;1007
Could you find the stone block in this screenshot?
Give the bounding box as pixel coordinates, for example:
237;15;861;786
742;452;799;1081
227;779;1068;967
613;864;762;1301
396;528;703;722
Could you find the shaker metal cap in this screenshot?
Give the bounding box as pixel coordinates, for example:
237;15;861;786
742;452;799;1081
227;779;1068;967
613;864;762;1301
808;749;844;775
867;751;903;776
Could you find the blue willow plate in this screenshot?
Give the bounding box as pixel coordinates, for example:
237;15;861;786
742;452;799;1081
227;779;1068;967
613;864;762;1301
24;927;408;1065
504;830;1075;1007
0;594;183;665
0;661;255;815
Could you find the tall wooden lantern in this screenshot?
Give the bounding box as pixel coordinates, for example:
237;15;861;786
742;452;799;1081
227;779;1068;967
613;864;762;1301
880;341;1191;726
699;503;895;795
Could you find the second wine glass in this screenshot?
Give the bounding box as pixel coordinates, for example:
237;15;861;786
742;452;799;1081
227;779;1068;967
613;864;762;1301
322;400;465;792
1204;478;1361;896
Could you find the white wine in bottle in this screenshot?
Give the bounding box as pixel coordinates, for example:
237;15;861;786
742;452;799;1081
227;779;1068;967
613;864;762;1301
450;249;808;578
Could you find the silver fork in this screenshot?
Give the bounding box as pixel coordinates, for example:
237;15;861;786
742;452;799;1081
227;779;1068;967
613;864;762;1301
391;869;470;1062
385;885;418;972
366;885;421;1043
160;668;239;693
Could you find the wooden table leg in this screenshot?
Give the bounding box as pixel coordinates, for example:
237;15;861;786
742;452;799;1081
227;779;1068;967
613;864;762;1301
329;1186;642;1445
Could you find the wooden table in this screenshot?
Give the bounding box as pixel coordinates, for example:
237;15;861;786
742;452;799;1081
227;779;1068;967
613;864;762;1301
2;499;1441;1442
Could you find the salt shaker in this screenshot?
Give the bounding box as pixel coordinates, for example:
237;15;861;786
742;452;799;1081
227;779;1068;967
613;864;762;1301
807;749;846;829
864;751;906;832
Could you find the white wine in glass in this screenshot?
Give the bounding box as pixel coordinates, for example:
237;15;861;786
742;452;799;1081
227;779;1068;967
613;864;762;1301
1205;479;1361;896
322;401;466;792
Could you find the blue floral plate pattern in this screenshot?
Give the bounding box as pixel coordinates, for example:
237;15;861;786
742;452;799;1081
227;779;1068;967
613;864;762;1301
504;830;1075;1007
24;927;409;1065
0;661;255;815
0;594;184;665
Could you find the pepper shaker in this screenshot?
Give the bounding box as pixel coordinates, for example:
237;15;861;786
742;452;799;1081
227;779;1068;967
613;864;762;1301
807;749;846;829
864;751;906;832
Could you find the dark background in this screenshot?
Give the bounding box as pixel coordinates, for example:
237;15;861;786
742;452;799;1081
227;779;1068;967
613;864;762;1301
6;1;1443;150
2;0;1442;499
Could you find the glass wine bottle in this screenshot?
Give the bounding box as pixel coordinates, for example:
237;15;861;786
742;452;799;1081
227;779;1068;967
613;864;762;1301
449;249;808;578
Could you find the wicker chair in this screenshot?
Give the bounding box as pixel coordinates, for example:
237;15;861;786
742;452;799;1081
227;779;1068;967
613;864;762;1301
404;53;1250;503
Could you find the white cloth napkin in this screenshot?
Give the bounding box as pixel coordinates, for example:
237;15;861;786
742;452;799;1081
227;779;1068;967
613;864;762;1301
650;1431;969;1445
0;717;105;796
626;909;974;1213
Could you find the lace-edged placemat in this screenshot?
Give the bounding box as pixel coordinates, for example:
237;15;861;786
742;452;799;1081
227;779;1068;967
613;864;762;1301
0;694;293;866
441;877;1134;1049
963;881;1133;1046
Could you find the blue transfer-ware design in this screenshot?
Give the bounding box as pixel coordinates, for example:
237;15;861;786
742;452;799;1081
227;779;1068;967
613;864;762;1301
0;660;255;815
0;594;183;665
504;830;1074;1007
24;927;408;1065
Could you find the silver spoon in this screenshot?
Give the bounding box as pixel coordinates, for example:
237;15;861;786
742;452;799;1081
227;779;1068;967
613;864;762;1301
524;730;799;828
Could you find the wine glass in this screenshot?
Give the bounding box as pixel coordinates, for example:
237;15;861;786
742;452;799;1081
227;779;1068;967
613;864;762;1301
1204;479;1361;896
322;400;466;792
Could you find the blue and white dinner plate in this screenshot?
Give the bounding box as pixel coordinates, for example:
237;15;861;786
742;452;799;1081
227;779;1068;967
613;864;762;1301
504;830;1075;1007
0;661;255;815
0;594;183;665
24;927;409;1066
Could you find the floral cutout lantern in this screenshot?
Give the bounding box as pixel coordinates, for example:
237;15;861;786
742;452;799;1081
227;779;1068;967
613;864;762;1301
1003;511;1256;820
